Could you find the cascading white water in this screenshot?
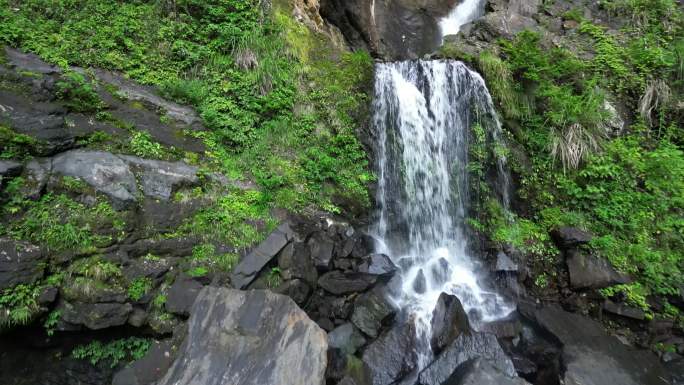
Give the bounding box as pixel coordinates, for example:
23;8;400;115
372;60;514;367
439;0;486;36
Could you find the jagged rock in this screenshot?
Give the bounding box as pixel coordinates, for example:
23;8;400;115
309;231;336;271
230;222;295;289
351;284;396;338
122;256;172;281
520;305;671;385
479;314;522;338
495;251;518;272
274;278;312;305
51;150;138;209
417;332;516;385
318;271;377;295
278;242;318;286
165;276;203;317
431;293;471;354
464;11;538;41
118;156;199;200
350;233;376;259
0;90;73;155
566;249;631;289
121;237;197;259
157;288;328;385
358;254;397;277
551;227;593;249
112;340;177;385
320;0;457;60
603;300;646;320
59;301;133;330
0;238;44;290
362;319;418;385
444;358;531;385
328;323;367;355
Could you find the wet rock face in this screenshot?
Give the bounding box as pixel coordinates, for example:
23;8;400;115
157;287;328;385
565;249;631;289
362;319;418;385
430;292;471;354
446;358;531;385
521;305;672;385
319;0;457;59
0;238;44;291
417;332;516;385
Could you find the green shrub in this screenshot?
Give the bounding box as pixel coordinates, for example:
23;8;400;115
130;131;165;159
72;337;151;368
127;277;153;301
55;71;104;112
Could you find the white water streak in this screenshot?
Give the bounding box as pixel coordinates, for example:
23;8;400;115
439;0;486;36
372;60;514;369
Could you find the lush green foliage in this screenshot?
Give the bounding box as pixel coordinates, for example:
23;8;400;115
128;277;153;301
72;337;151;368
479;0;684;311
0;0;374;215
3;192;122;252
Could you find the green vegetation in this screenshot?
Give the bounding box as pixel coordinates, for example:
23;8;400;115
55;70;105;112
0;125;39;159
128;277;153;301
129;131;166;159
189;243;239;273
0;274;62;329
72;337;151;368
0;0;374;216
3;193;122;253
477;0;683;311
266;267;282;288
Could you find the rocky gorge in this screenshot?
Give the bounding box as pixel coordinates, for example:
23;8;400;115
0;0;683;385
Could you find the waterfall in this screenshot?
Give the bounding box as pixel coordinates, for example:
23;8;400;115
439;0;486;36
372;60;514;367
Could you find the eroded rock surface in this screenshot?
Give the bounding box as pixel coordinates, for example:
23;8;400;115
157;287;328;385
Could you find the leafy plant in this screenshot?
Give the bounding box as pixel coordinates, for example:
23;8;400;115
266;267;282;288
55;71;104;112
72;337;151;368
128;277;153;301
130;131;165;159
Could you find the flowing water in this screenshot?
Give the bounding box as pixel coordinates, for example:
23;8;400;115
371;59;514;367
439;0;486;36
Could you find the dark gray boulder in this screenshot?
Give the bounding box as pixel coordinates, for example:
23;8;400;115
156;287;328;385
603;300;646;320
417;332;516;385
431;293;471;354
0;238;44;290
521;305;671;385
309;232;336;271
351;284;396;338
0;90;73;156
59;301;133;330
320;0;457;60
274;278;312;305
279;242;318;286
318;271;377;295
551;227;593;249
328;323;367;355
22;159;50;199
112;339;177;385
358;254;397;277
495;251;518;272
118;156;199;200
230;222;295;289
165;276;203;317
566;250;631;289
51;150;138;209
362;319;418;385
443;358;531;385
